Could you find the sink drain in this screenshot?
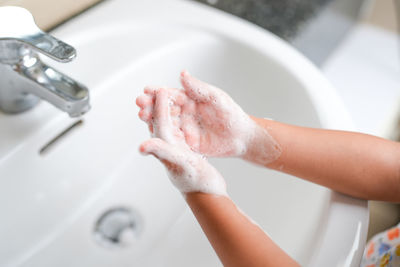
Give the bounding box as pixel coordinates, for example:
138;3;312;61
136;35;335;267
93;206;142;248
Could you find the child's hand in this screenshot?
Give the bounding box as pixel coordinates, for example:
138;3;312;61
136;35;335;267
138;89;227;196
136;71;281;164
139;138;227;196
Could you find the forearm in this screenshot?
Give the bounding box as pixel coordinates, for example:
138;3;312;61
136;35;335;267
186;192;299;267
248;117;400;202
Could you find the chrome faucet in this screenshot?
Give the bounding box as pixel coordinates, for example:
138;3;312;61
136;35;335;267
0;6;90;117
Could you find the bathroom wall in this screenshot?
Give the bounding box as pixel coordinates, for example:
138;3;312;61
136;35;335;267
363;0;397;32
0;0;103;31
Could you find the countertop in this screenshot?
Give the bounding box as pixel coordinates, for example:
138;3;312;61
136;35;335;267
193;0;334;40
0;0;103;31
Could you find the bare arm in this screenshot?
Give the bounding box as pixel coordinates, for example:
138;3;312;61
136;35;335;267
186;192;299;267
248;117;400;202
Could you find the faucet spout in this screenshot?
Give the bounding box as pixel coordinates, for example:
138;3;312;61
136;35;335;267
0;49;90;117
19;54;90;117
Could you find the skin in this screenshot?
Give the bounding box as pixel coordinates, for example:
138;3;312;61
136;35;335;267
252;117;400;202
186;193;299;267
137;71;400;266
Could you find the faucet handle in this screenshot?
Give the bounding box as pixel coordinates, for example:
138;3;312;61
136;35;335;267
0;6;76;62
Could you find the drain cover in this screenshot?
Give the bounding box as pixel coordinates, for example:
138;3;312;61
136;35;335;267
94;206;142;248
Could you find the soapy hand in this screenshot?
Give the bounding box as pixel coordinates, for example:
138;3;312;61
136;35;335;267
138;88;227;196
139;138;227;196
136;71;281;165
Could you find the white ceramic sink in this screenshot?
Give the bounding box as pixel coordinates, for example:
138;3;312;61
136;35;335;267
0;0;368;266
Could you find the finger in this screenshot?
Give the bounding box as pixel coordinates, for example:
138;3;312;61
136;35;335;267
140;138;185;175
139;138;184;167
179;100;200;151
148;124;154;134
154;88;170;124
153;88;174;142
168;88;187;106
181;116;200;152
170;105;181;117
136;94;153;109
138;108;152;122
144;86;158;96
144;86;187;106
180;70;217;103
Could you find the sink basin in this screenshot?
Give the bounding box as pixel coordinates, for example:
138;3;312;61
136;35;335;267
0;0;368;266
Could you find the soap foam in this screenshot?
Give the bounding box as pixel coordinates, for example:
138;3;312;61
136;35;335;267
140;138;228;196
180;70;282;164
139;88;228;196
138;71;282;196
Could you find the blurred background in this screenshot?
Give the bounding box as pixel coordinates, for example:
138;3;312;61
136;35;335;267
0;0;399;241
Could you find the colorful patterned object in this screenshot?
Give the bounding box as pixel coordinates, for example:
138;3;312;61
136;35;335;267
361;223;400;267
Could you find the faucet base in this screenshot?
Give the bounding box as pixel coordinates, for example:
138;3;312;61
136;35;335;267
0;61;41;115
0;94;40;115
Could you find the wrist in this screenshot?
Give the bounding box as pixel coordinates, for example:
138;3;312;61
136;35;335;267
241;116;282;167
